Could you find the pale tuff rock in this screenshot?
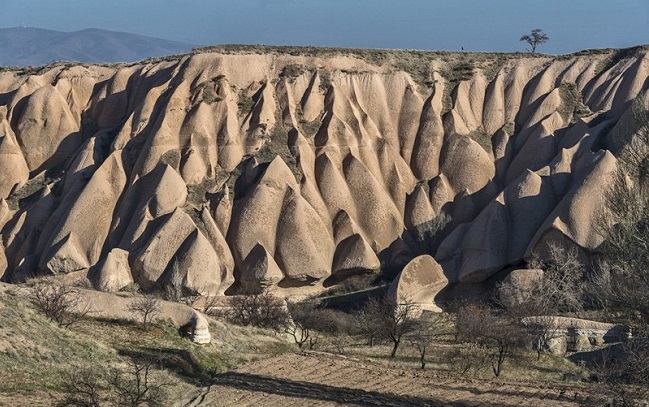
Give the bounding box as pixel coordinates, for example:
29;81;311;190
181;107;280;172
498;268;544;308
0;120;29;199
388;255;448;312
239;243;284;292
521;316;628;355
410;77;445;180
13;84;81;172
331;234;380;276
62;288;212;344
39;152;127;274
0;47;645;297
91;248;133;292
440;134;495;196
131;209;196;289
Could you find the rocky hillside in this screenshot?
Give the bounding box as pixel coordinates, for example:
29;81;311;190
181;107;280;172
0;45;647;299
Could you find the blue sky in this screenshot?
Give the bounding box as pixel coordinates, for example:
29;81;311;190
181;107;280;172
1;0;648;53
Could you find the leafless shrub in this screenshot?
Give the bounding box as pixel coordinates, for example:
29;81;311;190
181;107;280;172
407;313;453;369
286;300;320;349
524;244;586;315
58;367;104;407
352;307;383;347
217;289;290;332
31;283;90;328
595;97;649;323
128;296;160;330
454;302;526;377
498;248;585;359
359;296;420;357
592;332;649;407
330;333;351;355
57;356;173;407
449;343;492;376
109;357;172;407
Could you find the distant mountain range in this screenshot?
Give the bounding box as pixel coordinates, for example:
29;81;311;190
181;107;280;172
0;27;195;66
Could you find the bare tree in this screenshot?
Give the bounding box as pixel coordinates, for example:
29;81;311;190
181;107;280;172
285;301;320;349
353;307;383;347
407;313;452;369
596;96;649;326
590;96;649;402
58;357;173;407
109;357;171;407
455;303;525;377
31;283;90;328
363;296;419;357
497;244;586;358
449;342;492;376
520;28;549;53
592;329;649;407
527;244;585;314
128;296;160;330
57;367;104;407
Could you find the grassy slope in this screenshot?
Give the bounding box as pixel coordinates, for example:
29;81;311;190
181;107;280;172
0;285;292;404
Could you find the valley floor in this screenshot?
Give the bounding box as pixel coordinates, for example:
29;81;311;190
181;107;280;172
181;352;602;407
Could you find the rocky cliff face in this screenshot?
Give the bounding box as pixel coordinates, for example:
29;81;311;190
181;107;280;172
0;46;647;297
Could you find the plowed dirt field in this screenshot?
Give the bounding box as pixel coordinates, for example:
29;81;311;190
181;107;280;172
181;352;604;407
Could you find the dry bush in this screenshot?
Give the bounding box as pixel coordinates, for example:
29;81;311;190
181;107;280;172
58;356;173;407
352;306;383;347
127;296;160;330
217;289;290;332
31;283;90;328
592;98;649;317
359;296;420;357
449;343;492;376
407;313;453;369
109;357;172;407
498;243;587;358
286;300;320;349
454;302;527;377
58;367;104;407
592;332;649;407
523;244;586;315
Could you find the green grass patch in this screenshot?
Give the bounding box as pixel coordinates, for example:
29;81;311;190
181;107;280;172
0;285;293;402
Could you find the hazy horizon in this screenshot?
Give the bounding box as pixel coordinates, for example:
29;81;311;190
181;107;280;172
1;0;648;54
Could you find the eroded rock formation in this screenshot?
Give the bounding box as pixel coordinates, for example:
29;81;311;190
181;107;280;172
0;46;647;300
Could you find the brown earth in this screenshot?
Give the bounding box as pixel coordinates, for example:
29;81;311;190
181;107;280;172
181;352;605;407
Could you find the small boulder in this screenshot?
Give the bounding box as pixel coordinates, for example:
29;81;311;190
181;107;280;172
498;268;544;308
331;234;380;276
387;255;448;312
239;243;284;292
91;248;133;292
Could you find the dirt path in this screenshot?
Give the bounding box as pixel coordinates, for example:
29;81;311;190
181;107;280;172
180;352;604;407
